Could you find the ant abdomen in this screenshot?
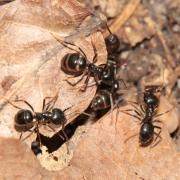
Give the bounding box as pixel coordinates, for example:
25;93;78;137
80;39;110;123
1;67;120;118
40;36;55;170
14;109;34;131
61;53;87;76
91;90;111;111
139;122;154;146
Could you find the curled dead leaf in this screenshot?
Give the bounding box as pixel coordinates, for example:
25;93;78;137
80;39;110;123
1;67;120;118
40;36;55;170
0;0;106;138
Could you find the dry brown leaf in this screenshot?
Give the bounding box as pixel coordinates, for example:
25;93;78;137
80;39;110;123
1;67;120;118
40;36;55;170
0;0;107;139
0;137;49;179
0;105;179;179
54;105;180;179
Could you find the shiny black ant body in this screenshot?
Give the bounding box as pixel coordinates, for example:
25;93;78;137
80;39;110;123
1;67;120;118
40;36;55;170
140;86;162;146
60;40;104;91
11;96;70;146
122;86;168;147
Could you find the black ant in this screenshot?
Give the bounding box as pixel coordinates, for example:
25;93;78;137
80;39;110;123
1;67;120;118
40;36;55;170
10;95;70;148
58;38;105;91
121;85;171;147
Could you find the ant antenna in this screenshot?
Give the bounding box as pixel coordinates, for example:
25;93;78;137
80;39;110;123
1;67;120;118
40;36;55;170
106;23;113;35
50;32;87;60
63;106;72;113
9;99;35;112
124;133;139;143
90;37;98;63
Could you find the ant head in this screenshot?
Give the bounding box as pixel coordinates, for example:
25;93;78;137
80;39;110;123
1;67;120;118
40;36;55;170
105;34;120;54
144;92;159;109
31;140;42;155
51;108;66;125
105;24;120;54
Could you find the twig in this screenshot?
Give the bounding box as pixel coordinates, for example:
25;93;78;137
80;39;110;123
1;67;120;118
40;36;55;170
110;0;141;33
156;30;176;68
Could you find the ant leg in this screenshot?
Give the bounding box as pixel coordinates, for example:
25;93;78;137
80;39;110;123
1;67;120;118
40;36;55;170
65;72;87;87
61;124;68;142
140;105;146;114
19;132;23;140
152;119;162;124
21;129;35;141
106;23;113;35
8;99;34;112
154;106;174;118
150;126;162;148
120;109;142;121
128;101;145;115
63;106;72;113
127;101;144;118
82;80;100;89
117;78;127;88
51;34;87;59
71;78;101;90
127;101;146;118
92;53;97;64
46;124;65;141
14;99;34;112
19;128;34;140
109;92;114;124
42;97;54;111
94;74;101;86
42;95;58;112
90;38;98;64
80;73;100;91
124;133;139;143
35;125;42;146
21;124;40;142
7;100;23;110
62;41;87;60
61;123;70;154
45;95;58;112
80;72;91;91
